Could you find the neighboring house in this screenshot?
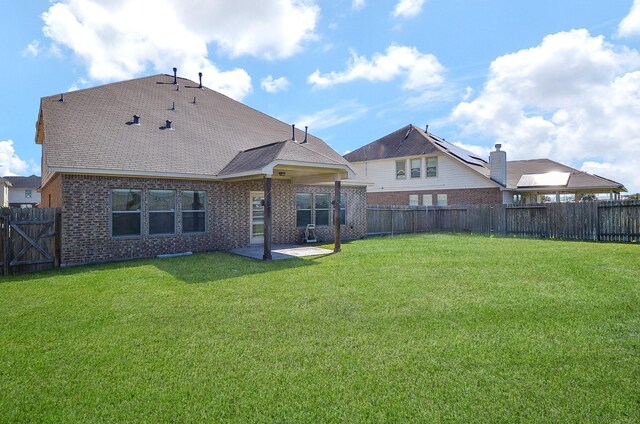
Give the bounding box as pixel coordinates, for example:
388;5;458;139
0;178;11;207
344;124;626;206
3;175;41;208
37;70;367;266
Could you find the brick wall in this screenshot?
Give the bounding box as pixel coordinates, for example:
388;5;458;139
368;187;502;206
58;174;366;266
40;174;63;208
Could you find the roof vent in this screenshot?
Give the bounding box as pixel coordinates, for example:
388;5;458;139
192;96;196;104
291;124;296;142
198;72;203;89
165;120;173;130
301;126;308;144
173;67;177;84
59;94;64;102
176;83;179;91
404;126;414;140
171;101;175;110
425;124;429;133
132;115;140;125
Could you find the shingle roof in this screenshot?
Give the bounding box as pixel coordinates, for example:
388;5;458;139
506;159;625;191
344;124;441;162
38;74;351;180
345;124;625;192
3;175;40;189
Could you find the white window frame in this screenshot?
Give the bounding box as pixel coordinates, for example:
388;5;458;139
181;190;206;234
423;194;433;206
296;193;312;227
437;194;448;206
409;194;419;206
410;158;421;179
396;160;406;180
149;189;176;235
426;157;438;178
111;189;142;237
315;193;330;226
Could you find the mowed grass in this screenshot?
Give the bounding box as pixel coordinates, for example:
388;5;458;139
0;235;638;422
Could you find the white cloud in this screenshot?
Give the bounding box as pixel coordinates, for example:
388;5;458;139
581;160;640;195
296;103;368;130
451;29;640;193
617;0;640;38
308;44;444;90
352;0;365;10
22;40;40;57
0;140;30;176
41;0;319;100
68;77;89;92
260;75;290;93
392;0;426;19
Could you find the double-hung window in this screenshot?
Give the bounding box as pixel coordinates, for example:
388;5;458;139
315;194;330;226
410;159;421;178
296;193;312;227
25;189;32;198
396;160;406;179
149;190;176;235
335;193;346;225
112;189;142;237
182;190;206;233
426;157;438;177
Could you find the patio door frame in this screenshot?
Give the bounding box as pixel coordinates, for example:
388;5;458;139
249;191;264;245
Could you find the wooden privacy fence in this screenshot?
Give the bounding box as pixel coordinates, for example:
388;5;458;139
1;208;61;275
367;201;640;243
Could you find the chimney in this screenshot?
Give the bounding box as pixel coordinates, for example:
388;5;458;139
489;143;507;186
132;115;140;125
173;67;177;84
198;72;203;89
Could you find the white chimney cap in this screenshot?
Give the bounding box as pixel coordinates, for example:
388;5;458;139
495;143;502;151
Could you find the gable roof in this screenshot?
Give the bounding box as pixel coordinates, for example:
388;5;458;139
37;74;352;182
345;124;625;193
344;124;492;178
3;175;40;189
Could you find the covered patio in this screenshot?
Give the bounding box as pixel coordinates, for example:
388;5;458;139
218;131;356;260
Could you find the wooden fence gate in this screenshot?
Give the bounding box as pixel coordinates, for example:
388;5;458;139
1;208;61;275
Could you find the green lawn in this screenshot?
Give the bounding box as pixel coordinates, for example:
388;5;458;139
0;234;638;422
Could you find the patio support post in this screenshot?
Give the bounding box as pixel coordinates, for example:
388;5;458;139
263;176;272;261
334;180;341;253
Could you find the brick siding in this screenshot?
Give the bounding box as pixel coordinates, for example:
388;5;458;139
58;174;367;266
40;174;63;208
367;187;503;206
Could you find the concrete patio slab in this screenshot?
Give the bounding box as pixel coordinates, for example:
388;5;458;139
229;244;333;260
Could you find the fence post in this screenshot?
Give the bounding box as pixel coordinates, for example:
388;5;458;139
3;215;9;276
54;210;62;267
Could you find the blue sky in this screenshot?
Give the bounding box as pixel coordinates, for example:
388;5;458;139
2;0;640;193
